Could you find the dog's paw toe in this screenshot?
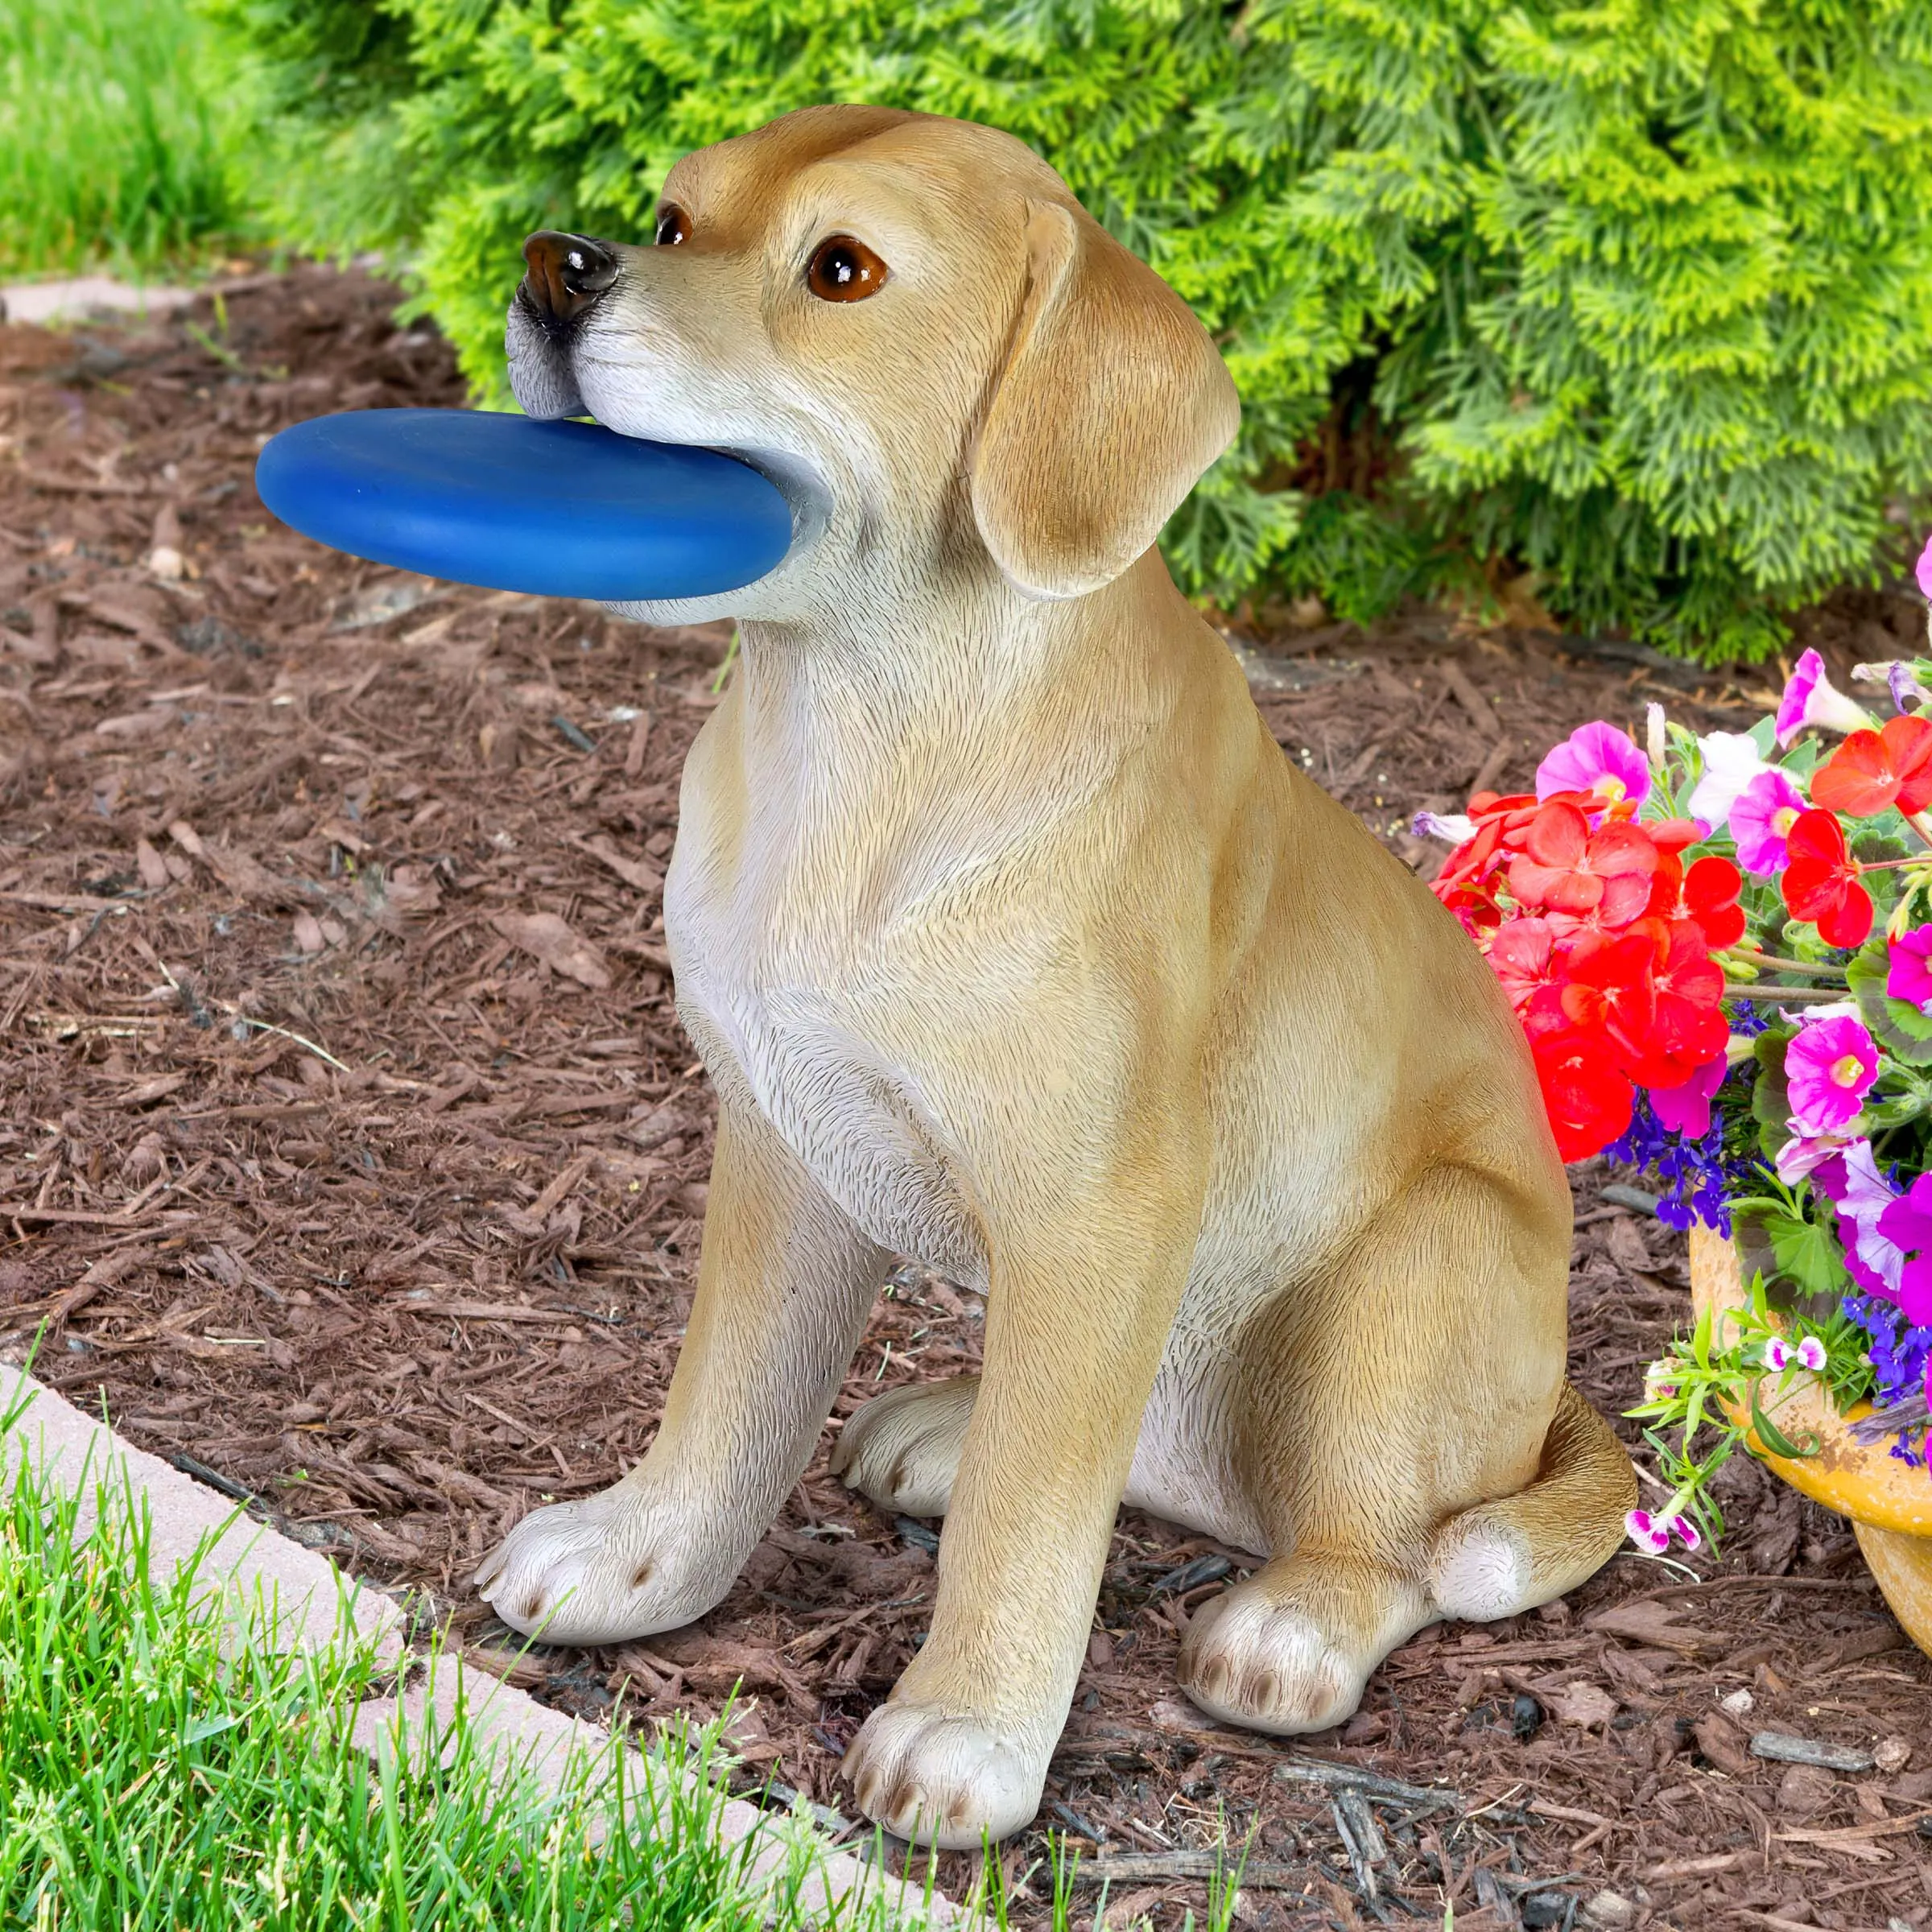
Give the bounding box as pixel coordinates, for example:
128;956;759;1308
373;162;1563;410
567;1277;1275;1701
843;1702;1042;1847
1176;1589;1366;1735
830;1376;976;1518
473;1490;708;1646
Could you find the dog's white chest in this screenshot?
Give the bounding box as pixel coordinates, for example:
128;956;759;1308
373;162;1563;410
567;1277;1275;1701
665;839;986;1286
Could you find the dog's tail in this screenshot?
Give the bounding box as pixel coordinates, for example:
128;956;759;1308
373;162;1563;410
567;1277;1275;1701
1425;1381;1635;1623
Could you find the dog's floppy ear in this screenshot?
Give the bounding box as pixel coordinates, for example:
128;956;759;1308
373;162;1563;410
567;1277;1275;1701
970;198;1240;601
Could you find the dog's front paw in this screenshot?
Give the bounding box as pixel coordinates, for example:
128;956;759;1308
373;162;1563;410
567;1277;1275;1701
1178;1587;1368;1735
473;1482;724;1646
843;1701;1045;1847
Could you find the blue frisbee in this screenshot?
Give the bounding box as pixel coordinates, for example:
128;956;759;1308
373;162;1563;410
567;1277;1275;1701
254;409;793;601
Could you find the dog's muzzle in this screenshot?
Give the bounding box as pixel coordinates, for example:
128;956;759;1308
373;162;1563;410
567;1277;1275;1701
519;232;620;332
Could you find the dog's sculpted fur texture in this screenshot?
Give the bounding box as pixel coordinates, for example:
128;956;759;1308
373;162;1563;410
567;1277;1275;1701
474;105;1636;1847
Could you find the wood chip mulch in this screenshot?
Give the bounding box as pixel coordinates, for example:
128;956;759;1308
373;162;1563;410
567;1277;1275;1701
5;264;1932;1931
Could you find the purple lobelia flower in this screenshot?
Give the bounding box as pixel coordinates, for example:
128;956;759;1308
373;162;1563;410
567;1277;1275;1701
1534;721;1650;810
1775;648;1873;747
1608;1089;1755;1235
1784;1016;1879;1134
1729;769;1808;877
1889;926;1932;1012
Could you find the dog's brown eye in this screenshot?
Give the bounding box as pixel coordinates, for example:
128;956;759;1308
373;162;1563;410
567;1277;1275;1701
807;235;887;302
654;204;689;246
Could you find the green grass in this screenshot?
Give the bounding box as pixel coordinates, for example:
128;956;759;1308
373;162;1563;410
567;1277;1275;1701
0;0;246;279
0;1383;931;1932
0;1375;1249;1932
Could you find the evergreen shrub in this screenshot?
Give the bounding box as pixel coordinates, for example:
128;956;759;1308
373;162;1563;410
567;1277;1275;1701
207;0;1932;659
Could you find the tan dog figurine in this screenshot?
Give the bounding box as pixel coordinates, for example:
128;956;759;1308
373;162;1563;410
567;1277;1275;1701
476;103;1635;1847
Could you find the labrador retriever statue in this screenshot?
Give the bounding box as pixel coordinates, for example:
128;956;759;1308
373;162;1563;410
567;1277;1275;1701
477;103;1635;1847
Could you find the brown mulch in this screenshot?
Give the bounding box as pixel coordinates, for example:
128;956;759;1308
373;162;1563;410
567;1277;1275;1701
4;264;1932;1932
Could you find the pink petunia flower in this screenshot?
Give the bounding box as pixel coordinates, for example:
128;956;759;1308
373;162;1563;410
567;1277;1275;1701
1775;1121;1863;1186
1669;1515;1702;1552
1765;1335;1823;1373
1877;1173;1932;1325
1775;648;1873;747
1817;1140;1907;1299
1784;1015;1879;1133
1534;721;1651;811
1648;1052;1728;1139
1917;532;1932;601
1889;926;1932;1012
1729;769;1809;876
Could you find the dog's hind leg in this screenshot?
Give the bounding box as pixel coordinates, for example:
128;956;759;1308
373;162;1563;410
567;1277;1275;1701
832;1374;979;1518
1179;1161;1604;1734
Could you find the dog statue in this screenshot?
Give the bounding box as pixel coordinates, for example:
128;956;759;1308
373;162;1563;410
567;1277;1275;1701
477;103;1635;1847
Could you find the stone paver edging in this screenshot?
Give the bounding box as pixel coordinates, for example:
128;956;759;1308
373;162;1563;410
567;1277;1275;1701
0;1366;952;1926
0;277;198;326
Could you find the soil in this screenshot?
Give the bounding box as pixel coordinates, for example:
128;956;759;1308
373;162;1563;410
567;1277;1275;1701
4;265;1932;1932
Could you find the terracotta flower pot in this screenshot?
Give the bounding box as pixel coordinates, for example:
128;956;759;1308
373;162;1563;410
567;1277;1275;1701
1687;1224;1932;1654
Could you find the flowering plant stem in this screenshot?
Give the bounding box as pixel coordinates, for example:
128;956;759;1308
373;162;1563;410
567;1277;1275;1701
1627;1255;1864;1547
1719;982;1854;1002
1722;948;1848;980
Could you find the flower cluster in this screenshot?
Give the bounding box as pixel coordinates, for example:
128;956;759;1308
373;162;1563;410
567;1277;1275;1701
1428;740;1741;1159
1414;534;1932;1554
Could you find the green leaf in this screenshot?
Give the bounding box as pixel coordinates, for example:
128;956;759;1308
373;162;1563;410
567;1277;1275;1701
1752;1029;1796;1161
1748;1377;1819;1461
1755;1209;1851;1300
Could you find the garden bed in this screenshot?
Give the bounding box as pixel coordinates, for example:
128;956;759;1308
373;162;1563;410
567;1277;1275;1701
4;266;1932;1931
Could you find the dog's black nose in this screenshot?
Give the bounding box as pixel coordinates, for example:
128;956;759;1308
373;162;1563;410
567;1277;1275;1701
520;232;619;328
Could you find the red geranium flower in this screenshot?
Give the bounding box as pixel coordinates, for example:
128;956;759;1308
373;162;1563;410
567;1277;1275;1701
1488;917;1560;1011
1810;715;1932;819
1681;853;1745;949
1781;809;1873;949
1552;928;1658;1063
1507;803;1659;922
1639;917;1731;1087
1527;1023;1633;1162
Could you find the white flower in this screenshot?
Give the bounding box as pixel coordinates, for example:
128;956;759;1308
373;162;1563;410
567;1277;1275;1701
1766;1334;1827;1375
1413;811;1476;844
1686;732;1773;832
